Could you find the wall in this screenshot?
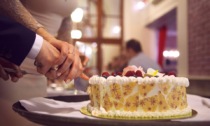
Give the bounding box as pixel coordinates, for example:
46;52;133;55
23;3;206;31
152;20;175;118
186;0;210;97
177;0;189;77
123;0;157;61
188;0;210;78
146;0;178;25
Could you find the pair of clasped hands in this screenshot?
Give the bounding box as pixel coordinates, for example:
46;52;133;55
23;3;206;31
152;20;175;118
0;38;89;82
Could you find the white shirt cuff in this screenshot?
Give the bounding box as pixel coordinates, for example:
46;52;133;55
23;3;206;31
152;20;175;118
27;34;43;59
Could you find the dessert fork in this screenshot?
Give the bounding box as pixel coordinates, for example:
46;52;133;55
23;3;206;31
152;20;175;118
202;99;210;108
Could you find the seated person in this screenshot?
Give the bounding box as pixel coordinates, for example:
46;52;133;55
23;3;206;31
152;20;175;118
125;39;162;71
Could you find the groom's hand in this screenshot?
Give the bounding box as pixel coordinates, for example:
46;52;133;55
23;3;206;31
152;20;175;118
35;39;60;79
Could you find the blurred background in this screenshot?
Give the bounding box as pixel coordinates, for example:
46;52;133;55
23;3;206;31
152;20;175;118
38;0;210;98
66;0;210;97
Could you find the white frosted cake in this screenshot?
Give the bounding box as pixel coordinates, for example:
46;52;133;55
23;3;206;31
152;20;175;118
87;66;192;119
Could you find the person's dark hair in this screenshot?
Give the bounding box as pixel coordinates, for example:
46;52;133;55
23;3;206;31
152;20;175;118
126;39;142;53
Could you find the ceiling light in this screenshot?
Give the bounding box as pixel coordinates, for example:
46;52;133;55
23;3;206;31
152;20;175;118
71;8;84;23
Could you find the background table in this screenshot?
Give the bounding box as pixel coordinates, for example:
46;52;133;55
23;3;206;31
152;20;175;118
47;88;87;97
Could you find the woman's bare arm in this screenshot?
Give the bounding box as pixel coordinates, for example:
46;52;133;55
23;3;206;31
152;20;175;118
0;0;40;31
0;0;54;41
57;16;72;44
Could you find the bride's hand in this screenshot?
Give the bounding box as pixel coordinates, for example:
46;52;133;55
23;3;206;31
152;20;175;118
47;39;84;82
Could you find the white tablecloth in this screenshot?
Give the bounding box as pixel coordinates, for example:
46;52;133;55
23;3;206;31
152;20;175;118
177;94;210;122
20;94;210;122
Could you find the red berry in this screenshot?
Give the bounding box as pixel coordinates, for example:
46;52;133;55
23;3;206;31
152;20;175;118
111;72;117;76
135;70;143;77
167;71;176;76
102;72;110;78
125;71;135;77
117;72;122;76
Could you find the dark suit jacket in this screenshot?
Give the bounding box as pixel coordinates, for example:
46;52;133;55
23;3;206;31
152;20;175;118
0;16;36;66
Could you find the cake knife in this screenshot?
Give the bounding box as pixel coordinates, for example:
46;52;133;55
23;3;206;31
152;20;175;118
3;67;90;80
3;67;40;76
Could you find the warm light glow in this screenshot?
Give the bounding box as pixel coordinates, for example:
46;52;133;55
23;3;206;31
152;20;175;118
134;0;146;10
71;30;82;39
75;41;84;46
163;50;180;58
91;42;97;48
163;51;169;57
112;26;121;34
71;8;84;22
173;50;180;58
84;46;92;58
75;41;93;58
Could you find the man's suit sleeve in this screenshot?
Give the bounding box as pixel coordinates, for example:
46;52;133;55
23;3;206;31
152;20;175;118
0;16;36;66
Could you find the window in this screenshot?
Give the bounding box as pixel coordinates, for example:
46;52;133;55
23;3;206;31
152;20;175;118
73;0;124;73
